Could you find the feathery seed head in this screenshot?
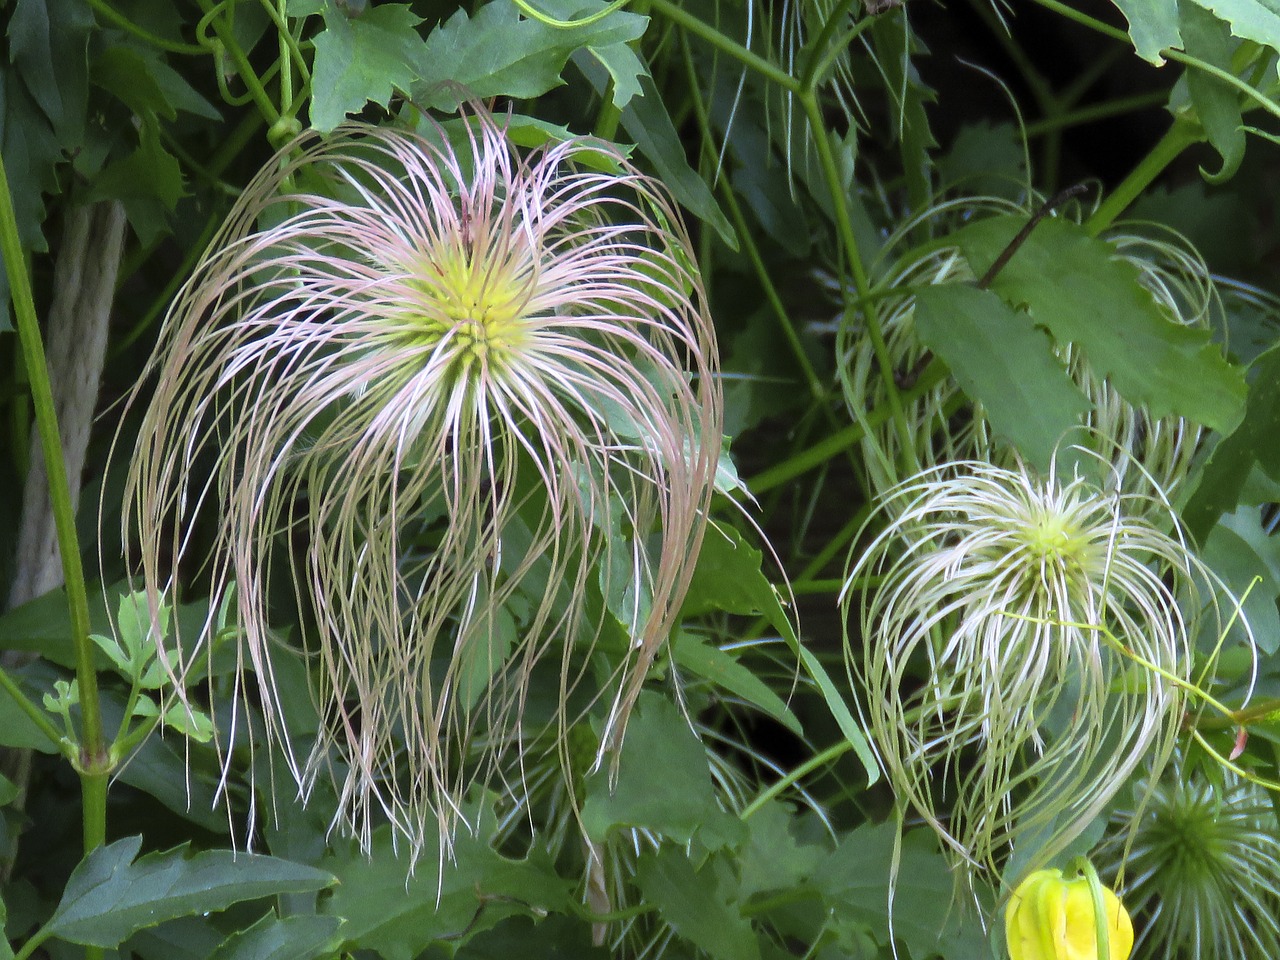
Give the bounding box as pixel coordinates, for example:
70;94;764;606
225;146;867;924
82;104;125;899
841;458;1240;883
1095;764;1280;959
121;108;722;858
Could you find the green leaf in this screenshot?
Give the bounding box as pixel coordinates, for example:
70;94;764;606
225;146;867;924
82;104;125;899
1190;0;1280;58
738;801;825;900
635;847;761;960
412;0;647;111
682;522;879;784
814;823;987;960
45;837;335;948
207;915;344;960
578;41;647;110
955;214;1246;433
582;692;745;846
91;47;177;122
0;891;14;960
577;58;735;246
913;284;1092;470
1183;344;1280;541
86;127;184;244
321;810;572;960
1109;0;1183;62
308;0;423;132
455;915;609;959
1180;0;1246;181
1202;508;1280;655
673;630;801;735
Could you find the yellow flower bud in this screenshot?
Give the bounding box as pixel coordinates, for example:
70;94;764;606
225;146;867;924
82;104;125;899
1006;868;1134;960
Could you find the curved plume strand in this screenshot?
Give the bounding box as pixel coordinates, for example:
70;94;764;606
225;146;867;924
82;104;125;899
123;111;722;857
841;458;1247;883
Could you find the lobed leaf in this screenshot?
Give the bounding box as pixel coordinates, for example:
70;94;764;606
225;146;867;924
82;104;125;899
955;214;1246;434
913;284;1093;471
45;837;335;948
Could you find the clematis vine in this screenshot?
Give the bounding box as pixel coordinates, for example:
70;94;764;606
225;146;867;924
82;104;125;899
121;108;722;855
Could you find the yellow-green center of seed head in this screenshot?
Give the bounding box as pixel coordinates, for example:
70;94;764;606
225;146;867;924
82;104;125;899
409;247;531;375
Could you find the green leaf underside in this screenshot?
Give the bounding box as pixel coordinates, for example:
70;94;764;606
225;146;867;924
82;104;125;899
1181;0;1247;181
46;837;335;948
1189;0;1280;59
635;848;761;960
206;915;344;960
1183;343;1280;541
1109;0;1183;62
683;522;878;783
955;214;1246;433
913;284;1092;470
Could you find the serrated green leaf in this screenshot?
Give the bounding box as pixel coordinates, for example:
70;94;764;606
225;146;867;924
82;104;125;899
582;692;745;846
321;812;571;960
46;837;335;948
955;214;1246;433
913;284;1092;470
1180;0;1246;181
1190;0;1280;58
577;41;647;109
674;630;801;734
1203;508;1280;654
738;801;825;900
91;47;177;122
636;848;760;960
1183;344;1280;541
412;0;647;111
577;58;735;246
681;522;879;784
1110;0;1183;62
207;914;344;960
814;823;986;960
308;0;422;132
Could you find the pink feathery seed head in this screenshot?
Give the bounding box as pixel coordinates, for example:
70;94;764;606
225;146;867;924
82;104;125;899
121;105;723;857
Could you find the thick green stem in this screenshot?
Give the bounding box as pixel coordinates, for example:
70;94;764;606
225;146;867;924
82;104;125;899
1084;120;1200;235
1023;91;1167;138
748;361;946;495
197;0;281;124
648;0;799;93
797;90;915;476
0;154;109;853
89;0;206;54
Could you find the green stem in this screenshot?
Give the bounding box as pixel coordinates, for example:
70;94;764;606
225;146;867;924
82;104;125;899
1070;857;1112;960
748;361;946;494
197;0;281;124
1084;120;1200;236
1023;91;1168;138
797;89;914;475
649;0;800;93
88;0;207;55
0;666;73;758
275;0;293;119
0;156;110;854
741;740;854;819
798;0;863;92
